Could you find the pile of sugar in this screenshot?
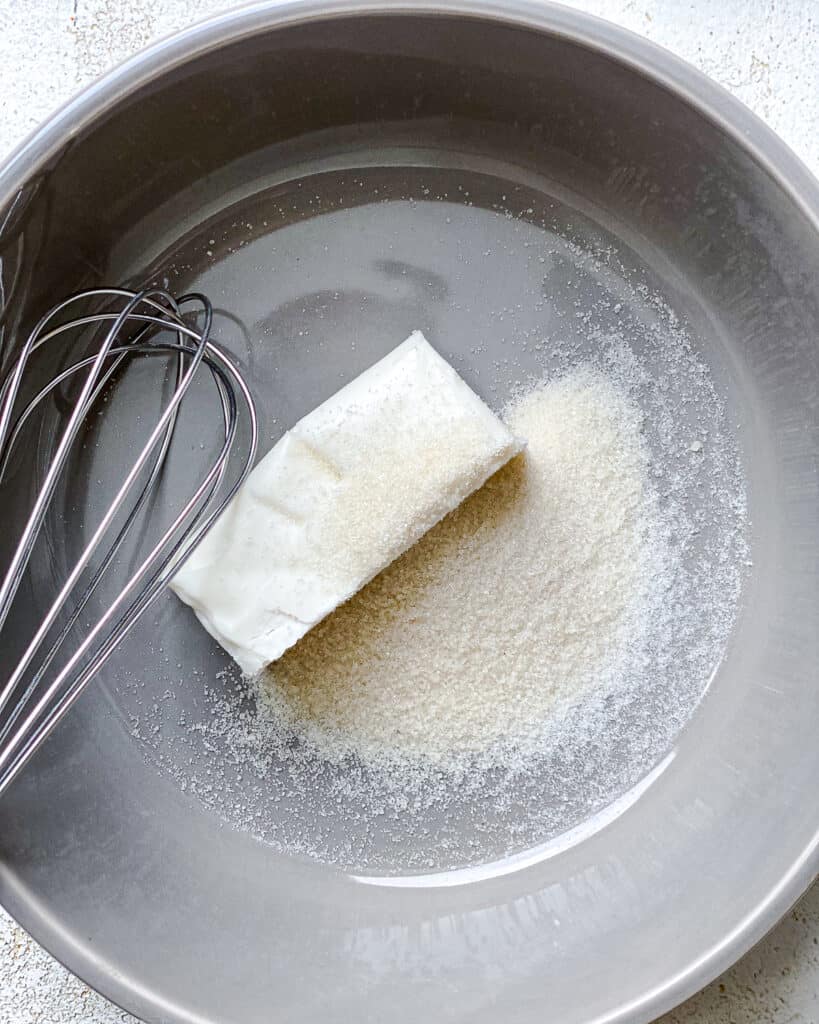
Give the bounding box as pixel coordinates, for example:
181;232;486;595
128;234;750;872
261;368;661;764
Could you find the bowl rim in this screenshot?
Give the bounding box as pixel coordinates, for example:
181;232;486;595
0;3;817;1023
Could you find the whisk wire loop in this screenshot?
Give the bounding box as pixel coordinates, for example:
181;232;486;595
0;287;257;796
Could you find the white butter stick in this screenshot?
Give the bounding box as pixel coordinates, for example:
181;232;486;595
171;332;523;675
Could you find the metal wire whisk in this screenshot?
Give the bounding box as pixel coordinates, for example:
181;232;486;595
0;287;258;796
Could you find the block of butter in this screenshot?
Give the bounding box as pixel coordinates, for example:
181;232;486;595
170;331;523;675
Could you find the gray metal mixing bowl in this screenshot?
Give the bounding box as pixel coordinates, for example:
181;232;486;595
1;2;818;1022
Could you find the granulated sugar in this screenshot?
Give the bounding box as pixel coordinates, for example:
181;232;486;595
128;219;749;873
261;369;660;764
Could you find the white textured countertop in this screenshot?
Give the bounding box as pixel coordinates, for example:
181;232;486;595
0;2;817;1022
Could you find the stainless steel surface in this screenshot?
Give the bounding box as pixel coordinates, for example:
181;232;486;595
0;287;257;797
0;3;817;1023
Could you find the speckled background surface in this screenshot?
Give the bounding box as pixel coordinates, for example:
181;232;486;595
0;2;817;1022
